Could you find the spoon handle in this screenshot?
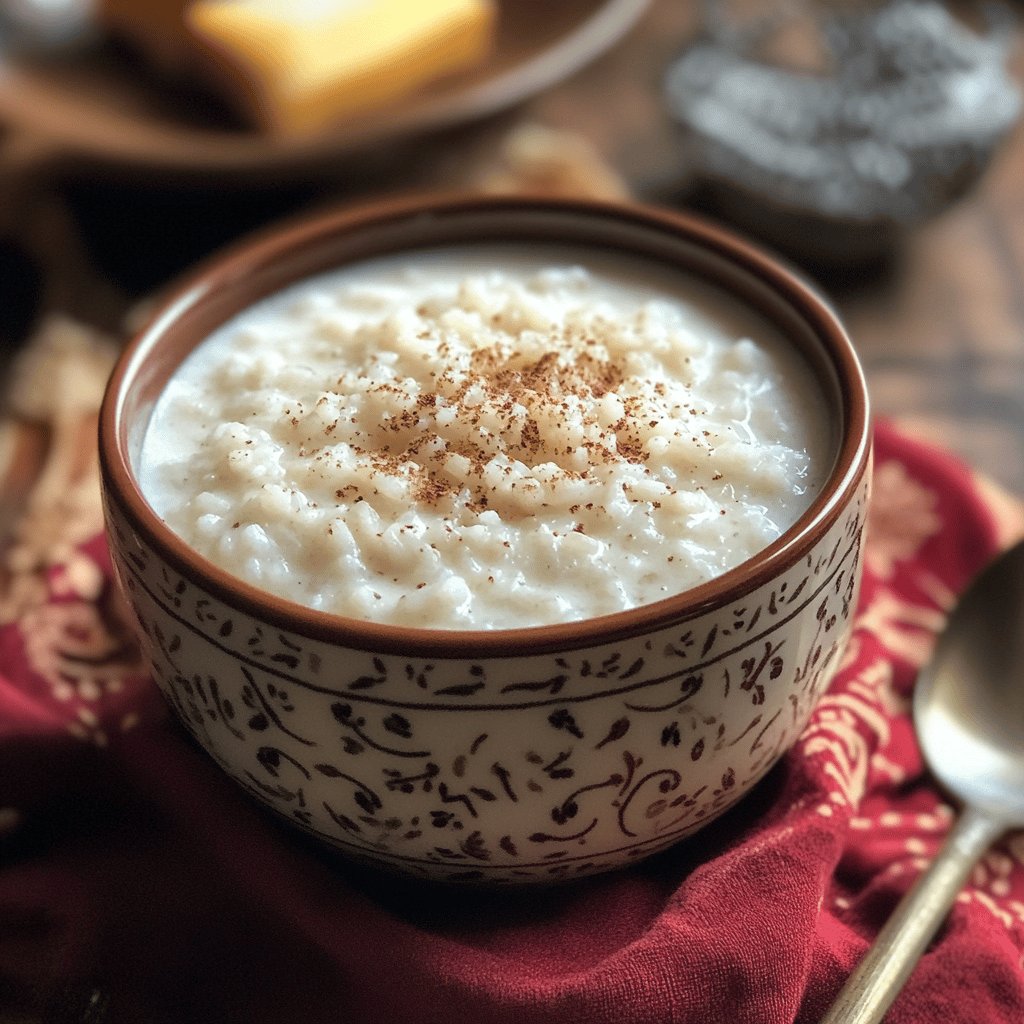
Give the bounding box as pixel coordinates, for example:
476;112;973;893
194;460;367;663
820;805;1005;1024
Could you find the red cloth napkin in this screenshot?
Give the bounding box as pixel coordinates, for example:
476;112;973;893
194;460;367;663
1;420;1023;1024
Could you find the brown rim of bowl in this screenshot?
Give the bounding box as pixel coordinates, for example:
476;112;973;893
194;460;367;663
98;192;871;659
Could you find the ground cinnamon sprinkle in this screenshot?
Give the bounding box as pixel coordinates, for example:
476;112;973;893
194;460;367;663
313;325;675;513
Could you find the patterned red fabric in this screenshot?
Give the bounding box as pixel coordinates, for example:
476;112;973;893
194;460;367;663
1;420;1022;1024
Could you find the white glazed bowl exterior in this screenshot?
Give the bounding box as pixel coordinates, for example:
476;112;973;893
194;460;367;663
104;486;866;883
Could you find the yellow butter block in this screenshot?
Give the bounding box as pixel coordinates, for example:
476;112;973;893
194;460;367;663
186;0;497;135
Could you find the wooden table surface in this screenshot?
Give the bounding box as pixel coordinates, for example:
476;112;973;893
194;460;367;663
1;0;1022;509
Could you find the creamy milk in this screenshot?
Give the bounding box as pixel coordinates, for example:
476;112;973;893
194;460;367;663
138;245;831;629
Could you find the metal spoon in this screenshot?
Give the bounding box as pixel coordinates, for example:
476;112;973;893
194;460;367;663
821;536;1024;1024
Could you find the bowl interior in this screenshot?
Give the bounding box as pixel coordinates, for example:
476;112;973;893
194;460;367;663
102;196;869;655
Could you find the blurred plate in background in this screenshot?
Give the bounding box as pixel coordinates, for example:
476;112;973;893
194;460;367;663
0;0;649;181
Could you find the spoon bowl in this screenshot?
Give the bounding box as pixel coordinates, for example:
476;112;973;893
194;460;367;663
823;536;1024;1023
916;538;1024;820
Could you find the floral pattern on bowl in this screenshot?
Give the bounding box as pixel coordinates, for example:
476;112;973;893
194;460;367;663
104;473;867;883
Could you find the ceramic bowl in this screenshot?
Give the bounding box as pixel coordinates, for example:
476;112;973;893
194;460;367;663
98;195;871;884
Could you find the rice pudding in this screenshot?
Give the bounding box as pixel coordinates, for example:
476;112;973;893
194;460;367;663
138;245;831;630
